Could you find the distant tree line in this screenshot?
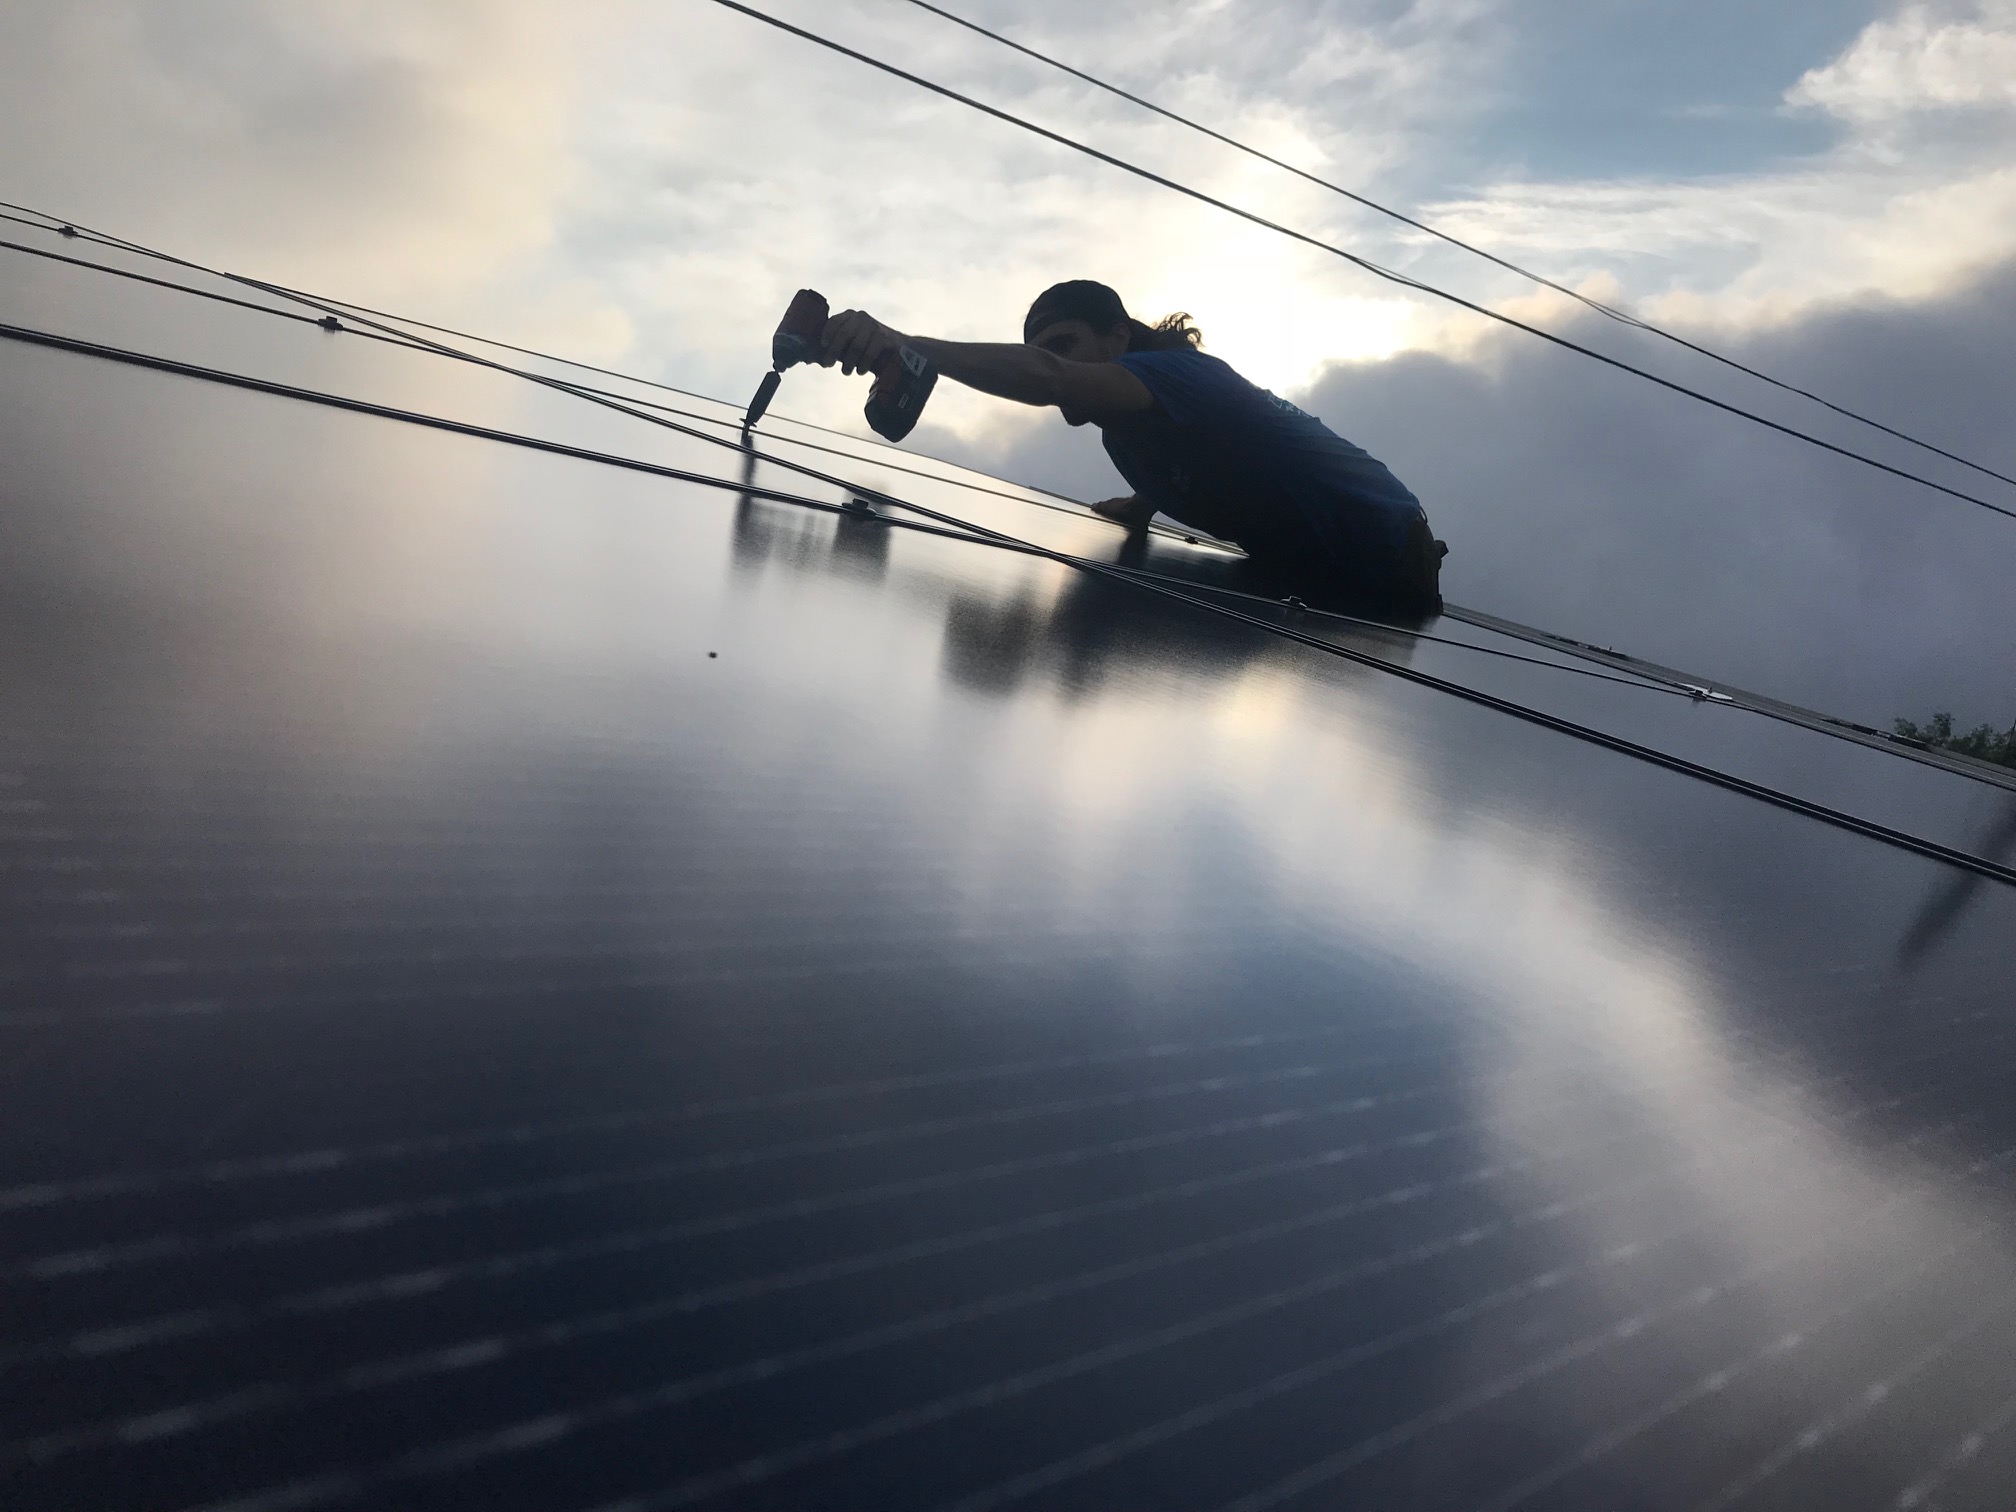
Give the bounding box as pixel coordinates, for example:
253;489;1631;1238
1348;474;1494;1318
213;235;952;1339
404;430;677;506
1892;711;2016;770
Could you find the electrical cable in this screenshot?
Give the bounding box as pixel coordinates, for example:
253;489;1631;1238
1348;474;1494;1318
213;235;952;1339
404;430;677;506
0;235;418;350
701;0;2016;524
4;214;2007;783
0;211;1697;693
0;299;1669;694
4;205;1261;587
6;314;2012;891
0;206;1216;550
0;218;1991;782
900;0;2016;495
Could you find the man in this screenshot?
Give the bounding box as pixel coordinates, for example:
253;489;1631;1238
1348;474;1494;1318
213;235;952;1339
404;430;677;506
816;279;1445;614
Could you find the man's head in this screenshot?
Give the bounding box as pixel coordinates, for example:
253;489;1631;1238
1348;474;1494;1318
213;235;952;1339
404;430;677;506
1024;281;1205;425
1023;280;1133;366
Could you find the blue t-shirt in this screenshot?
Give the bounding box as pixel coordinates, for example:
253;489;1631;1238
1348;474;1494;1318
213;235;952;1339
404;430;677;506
1102;349;1424;594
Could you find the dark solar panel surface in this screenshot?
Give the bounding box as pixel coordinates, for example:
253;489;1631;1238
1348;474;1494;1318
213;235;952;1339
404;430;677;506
3;233;2016;1511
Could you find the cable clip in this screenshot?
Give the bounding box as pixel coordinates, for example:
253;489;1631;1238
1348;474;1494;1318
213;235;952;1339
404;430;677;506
57;225;78;238
317;315;344;333
840;495;880;520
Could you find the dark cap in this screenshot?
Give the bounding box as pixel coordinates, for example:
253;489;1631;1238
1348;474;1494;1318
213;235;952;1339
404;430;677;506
1023;280;1129;342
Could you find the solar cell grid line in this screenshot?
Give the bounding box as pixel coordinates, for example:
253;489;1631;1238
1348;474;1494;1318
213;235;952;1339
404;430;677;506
16;949;2000;1127
4;1129;1645;1486
1;989;1995;1255
37;883;1238;948
3;1062;1546;1283
8;981;1994;1250
4;941;1295;1045
38;1100;1987;1509
0;980;1998;1236
509;1126;2001;1512
8;875;967;918
5;1061;1452;1279
10;1057;1981;1477
1897;1387;2016;1508
8;1094;1481;1295
0;985;1926;1220
12;1134;1597;1469
0;923;1270;1028
0;938;1935;1077
1467;1231;2010;1512
947;1222;2008;1512
134;1159;1725;1512
19;910;1257;983
2;1112;1495;1376
0;989;1426;1131
0;1025;1404;1211
11;1080;1871;1405
1693;1285;2016;1512
1181;1137;2016;1512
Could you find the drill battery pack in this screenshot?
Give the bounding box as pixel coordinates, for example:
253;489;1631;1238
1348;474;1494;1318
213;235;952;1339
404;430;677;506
864;344;937;443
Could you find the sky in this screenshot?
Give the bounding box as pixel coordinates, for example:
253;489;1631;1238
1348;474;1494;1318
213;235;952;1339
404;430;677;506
1;0;2012;726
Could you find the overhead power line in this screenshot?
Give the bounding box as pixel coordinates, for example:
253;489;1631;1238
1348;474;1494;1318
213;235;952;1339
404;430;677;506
902;0;2016;494
703;0;2016;525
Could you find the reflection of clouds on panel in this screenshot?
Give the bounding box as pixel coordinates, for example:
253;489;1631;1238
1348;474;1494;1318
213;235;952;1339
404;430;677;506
952;620;2016;1472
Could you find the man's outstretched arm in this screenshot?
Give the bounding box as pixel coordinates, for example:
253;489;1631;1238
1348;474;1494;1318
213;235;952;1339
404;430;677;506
817;310;1152;425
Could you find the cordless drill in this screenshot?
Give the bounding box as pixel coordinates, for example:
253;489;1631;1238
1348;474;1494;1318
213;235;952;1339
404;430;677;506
741;289;938;443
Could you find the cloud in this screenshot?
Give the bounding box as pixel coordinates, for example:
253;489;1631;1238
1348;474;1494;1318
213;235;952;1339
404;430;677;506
1786;0;2016;120
1404;2;2016;334
923;251;2016;729
1295;252;2016;727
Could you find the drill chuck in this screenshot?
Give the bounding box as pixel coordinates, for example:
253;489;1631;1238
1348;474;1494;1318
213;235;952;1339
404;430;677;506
772;289;830;370
745;287;937;444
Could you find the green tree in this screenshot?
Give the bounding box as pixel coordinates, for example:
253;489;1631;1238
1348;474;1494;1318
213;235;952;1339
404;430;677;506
1892;710;2016;770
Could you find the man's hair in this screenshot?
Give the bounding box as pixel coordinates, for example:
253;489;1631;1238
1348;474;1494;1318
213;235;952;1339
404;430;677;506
1131;312;1203;353
1024;280;1203;353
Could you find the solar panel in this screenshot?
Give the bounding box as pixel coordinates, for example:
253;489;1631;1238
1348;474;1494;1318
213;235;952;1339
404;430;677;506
3;231;2014;1512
